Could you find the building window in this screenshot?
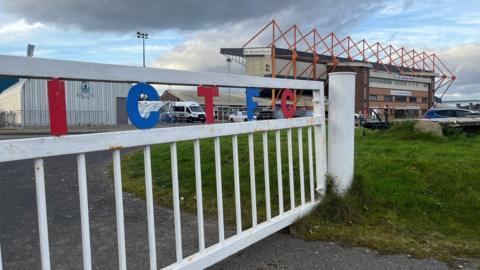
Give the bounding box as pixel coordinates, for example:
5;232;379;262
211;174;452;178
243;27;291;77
368;95;377;101
409;96;417;103
422;97;428;104
384;95;393;102
395;96;407;102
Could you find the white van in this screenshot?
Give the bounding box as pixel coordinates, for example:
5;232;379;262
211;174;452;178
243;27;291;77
172;101;206;123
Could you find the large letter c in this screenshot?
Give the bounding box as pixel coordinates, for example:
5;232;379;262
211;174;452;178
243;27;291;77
127;83;159;129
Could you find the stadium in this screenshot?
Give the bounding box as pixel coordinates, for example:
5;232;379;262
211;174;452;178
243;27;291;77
221;20;456;119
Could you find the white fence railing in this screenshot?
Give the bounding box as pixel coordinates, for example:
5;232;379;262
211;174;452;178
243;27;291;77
0;55;327;270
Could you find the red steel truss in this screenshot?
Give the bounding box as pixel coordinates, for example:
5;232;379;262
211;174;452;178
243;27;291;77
242;20;456;106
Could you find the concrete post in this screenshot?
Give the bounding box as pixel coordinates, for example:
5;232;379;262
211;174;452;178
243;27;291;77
327;72;356;194
313;88;327;195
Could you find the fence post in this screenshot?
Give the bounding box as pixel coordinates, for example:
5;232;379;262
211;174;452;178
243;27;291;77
327;72;356;194
313;87;327;195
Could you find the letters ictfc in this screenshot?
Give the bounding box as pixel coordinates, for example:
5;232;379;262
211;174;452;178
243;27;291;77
127;83;297;129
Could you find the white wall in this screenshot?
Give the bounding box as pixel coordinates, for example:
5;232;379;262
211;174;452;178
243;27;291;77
22;79;131;126
0;80;24;125
0;80;23;111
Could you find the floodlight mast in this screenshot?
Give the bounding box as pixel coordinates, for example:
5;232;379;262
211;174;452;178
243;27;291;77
27;44;35;57
137;32;149;67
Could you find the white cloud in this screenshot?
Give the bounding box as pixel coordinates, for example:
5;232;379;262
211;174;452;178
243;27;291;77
0;18;44;34
151;0;383;73
151;23;251;73
438;43;480;100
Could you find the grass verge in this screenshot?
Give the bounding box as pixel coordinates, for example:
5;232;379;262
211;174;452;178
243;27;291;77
121;122;480;262
293;122;480;262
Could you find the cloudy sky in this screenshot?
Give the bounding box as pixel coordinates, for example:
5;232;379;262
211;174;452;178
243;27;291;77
0;0;478;100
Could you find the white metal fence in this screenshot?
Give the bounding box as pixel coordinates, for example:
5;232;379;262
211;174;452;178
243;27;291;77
0;55;327;270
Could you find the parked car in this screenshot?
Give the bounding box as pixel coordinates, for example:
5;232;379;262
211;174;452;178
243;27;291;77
255;109;274;120
172;101;206;123
423;108;480;121
228;111;256;122
293;109;313;118
158;103;176;123
359;109;390;130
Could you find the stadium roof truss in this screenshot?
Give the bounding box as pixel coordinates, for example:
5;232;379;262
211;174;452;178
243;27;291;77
222;20;456;100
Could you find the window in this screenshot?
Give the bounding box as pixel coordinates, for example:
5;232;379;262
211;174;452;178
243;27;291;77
190;105;203;112
409;96;417;103
368;95;377;101
384;95;393;102
422;97;428;103
395;96;407;102
174;106;185;112
436;110;456;117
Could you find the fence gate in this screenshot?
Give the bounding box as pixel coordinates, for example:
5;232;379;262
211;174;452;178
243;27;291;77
0;55;327;270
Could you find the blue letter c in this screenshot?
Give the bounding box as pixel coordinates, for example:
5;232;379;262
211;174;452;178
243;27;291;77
127;83;159;129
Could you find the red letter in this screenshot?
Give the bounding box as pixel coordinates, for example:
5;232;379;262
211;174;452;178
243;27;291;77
281;89;296;118
197;85;219;124
47;79;68;136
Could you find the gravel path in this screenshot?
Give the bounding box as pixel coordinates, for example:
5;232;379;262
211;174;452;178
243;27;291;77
0;135;476;269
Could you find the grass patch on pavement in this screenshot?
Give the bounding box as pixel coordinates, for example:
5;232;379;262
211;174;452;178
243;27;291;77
121;122;480;262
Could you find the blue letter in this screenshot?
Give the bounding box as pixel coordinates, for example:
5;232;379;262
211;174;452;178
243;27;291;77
127;83;159;129
246;87;260;121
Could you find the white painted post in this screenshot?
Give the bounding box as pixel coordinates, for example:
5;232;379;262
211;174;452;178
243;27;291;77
313;89;327;195
0;243;3;270
34;158;51;270
143;146;157;270
112;151;127;270
77;154;92;270
327;72;356;194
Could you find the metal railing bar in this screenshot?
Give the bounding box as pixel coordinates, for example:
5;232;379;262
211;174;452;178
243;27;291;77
170;143;183;262
0;117;322;163
0;243;2;270
0;55;323;90
298;128;305;205
287;129;295;210
248;133;257;227
214;137;225;242
262;132;271;221
275;130;284;214
112;150;127;270
232;135;242;234
308;127;315;202
34;158;51;270
162;201;319;270
194;140;205;251
143;146;158;270
77;153;92;270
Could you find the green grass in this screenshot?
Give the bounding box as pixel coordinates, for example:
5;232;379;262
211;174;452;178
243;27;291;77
293;122;480;262
121;122;480;262
122;129;314;228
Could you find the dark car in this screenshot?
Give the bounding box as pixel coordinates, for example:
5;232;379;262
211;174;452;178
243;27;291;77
359;109;390;130
255;110;274;120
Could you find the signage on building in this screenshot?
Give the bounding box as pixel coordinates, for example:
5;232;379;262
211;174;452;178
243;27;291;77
243;48;271;56
77;81;94;99
392;74;417;82
390;90;411;96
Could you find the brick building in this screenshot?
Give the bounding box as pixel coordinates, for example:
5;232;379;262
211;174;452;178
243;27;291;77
221;47;435;119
